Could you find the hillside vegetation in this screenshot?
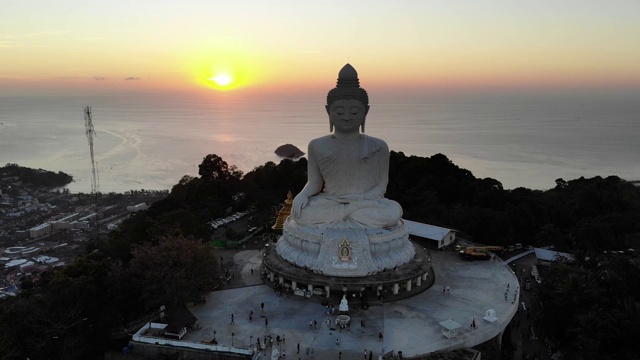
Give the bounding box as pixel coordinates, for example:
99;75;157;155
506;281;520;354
1;153;639;359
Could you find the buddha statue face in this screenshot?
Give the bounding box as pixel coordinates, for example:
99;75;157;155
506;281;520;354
326;99;369;134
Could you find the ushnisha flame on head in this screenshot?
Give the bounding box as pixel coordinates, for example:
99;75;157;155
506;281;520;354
327;64;369;133
326;63;369;108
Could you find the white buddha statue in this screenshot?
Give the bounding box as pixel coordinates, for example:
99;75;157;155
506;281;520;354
291;64;402;229
339;294;349;312
275;64;415;276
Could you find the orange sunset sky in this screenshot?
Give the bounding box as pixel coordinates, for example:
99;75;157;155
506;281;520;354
2;0;640;97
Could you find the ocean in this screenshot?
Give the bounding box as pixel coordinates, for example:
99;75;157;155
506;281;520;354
1;90;639;193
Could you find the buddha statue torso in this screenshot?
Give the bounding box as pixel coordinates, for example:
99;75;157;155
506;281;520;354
292;133;402;229
312;134;383;196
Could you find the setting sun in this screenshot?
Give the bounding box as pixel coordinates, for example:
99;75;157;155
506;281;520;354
184;43;267;92
210;73;233;87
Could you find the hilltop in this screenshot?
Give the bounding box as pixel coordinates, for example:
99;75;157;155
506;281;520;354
274;143;304;158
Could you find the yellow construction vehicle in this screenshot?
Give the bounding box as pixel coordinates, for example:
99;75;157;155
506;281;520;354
459;246;503;260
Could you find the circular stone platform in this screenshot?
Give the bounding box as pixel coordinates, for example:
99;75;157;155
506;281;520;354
262;239;434;301
179;249;519;360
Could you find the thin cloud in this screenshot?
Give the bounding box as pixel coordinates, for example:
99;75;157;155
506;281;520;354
1;31;68;48
80;37;108;41
0;34;20;48
65;67;97;72
125;77;141;81
0;41;20;48
93;76;108;81
26;30;69;37
52;76;86;80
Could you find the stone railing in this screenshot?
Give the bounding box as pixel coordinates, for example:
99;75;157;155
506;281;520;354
132;323;253;356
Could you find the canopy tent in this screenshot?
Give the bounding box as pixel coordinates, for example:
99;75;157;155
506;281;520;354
439;319;462;338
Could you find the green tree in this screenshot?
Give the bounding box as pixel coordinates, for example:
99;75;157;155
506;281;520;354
198;154;242;181
0;253;114;360
104;212;157;263
127;235;218;311
536;253;640;359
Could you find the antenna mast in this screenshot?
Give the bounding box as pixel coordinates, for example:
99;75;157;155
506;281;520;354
84;106;100;235
84;106;98;195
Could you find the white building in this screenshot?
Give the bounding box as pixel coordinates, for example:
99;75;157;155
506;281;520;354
127;203;148;212
404;220;457;249
33;255;60;265
5;258;28;269
29;223;51;238
51;220;72;230
534;248;575;265
72;221;90;230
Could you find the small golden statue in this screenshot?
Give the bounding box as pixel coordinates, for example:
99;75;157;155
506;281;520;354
272;191;293;231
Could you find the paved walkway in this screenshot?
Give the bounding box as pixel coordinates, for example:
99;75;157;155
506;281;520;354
186;248;519;359
504;254;552;360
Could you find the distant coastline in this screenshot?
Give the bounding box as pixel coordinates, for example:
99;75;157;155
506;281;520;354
2;93;639;193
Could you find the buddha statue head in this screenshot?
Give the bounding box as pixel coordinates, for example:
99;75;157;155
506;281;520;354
326;64;370;133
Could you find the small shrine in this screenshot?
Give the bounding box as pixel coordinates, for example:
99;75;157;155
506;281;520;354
336;295;351;327
483;309;497;323
338;294;349;313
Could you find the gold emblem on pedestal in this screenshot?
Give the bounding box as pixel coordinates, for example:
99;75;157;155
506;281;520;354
338;238;352;262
